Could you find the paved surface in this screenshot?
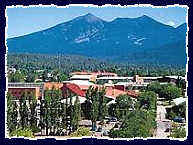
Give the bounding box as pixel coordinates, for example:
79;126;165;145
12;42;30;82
155;101;171;138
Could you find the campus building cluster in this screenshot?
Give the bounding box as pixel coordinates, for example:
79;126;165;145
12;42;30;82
8;71;185;102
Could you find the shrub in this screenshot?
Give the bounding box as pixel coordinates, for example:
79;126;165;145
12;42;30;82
170;127;186;138
30;125;41;133
10;128;34;138
70;127;92;137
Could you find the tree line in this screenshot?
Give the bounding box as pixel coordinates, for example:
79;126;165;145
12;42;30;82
8;53;186;83
6;86;108;137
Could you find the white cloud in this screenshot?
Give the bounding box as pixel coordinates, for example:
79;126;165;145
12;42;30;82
167;21;175;26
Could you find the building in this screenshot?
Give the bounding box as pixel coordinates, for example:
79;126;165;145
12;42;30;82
157;76;185;84
70;71;118;82
43;82;63;90
69;80;96;91
70;74;96;82
61;82;86;98
8;83;44;99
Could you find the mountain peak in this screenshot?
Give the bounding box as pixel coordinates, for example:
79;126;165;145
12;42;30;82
137;15;154;20
80;13;104;23
85;13;94;17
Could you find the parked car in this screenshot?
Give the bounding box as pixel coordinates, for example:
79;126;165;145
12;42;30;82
173;117;185;123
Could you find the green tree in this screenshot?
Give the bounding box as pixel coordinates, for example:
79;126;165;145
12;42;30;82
86;87;99;131
147;82;162;94
71;96;81;131
39;99;46;135
98;87;107;121
44;88;62;135
7;92;18;135
59;102;67;135
176;76;186;90
170;126;186;138
58;73;68;82
109;110;156;138
28;92;38;132
25;72;36;82
19;92;29;129
138;91;157;111
115;94;134;120
161;85;182;103
8;70;25;82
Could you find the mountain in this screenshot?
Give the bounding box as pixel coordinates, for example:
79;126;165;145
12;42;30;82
7;13;187;66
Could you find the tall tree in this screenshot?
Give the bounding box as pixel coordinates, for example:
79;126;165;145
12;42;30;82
98;87;107;122
19;92;29;129
86;87;99;131
138;91;157;111
161;84;182;103
7;92;18;134
71;96;81;131
115;94;133;120
39;99;46;135
28;92;37;130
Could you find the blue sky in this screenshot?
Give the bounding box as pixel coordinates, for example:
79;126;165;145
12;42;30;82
6;5;188;38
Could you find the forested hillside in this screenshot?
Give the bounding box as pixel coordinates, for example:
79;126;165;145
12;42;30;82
7;53;186;77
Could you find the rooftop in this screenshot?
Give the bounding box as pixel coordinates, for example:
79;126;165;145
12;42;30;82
69;80;95;86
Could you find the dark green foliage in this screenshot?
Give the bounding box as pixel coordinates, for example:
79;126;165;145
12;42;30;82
109;90;157;138
7;92;18;134
25;72;36;82
115;94;134;120
28;92;37;130
109;110;156;138
98;88;108;121
166;102;186;120
8;70;25;82
147;82;162;94
160;84;182;101
138;91;157;111
7;53;186;82
71;96;81;131
19;92;29;129
39;88;65;135
85;87;107;130
170;126;186;138
176;76;186;90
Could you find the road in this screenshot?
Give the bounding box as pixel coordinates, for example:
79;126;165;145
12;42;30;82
155;101;171;138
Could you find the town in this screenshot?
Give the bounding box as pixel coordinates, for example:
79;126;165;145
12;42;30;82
7;68;187;139
6;6;188;140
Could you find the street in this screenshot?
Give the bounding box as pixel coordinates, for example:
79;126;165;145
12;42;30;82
155;101;171;138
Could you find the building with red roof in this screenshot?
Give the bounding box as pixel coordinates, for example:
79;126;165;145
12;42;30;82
62;83;86;98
